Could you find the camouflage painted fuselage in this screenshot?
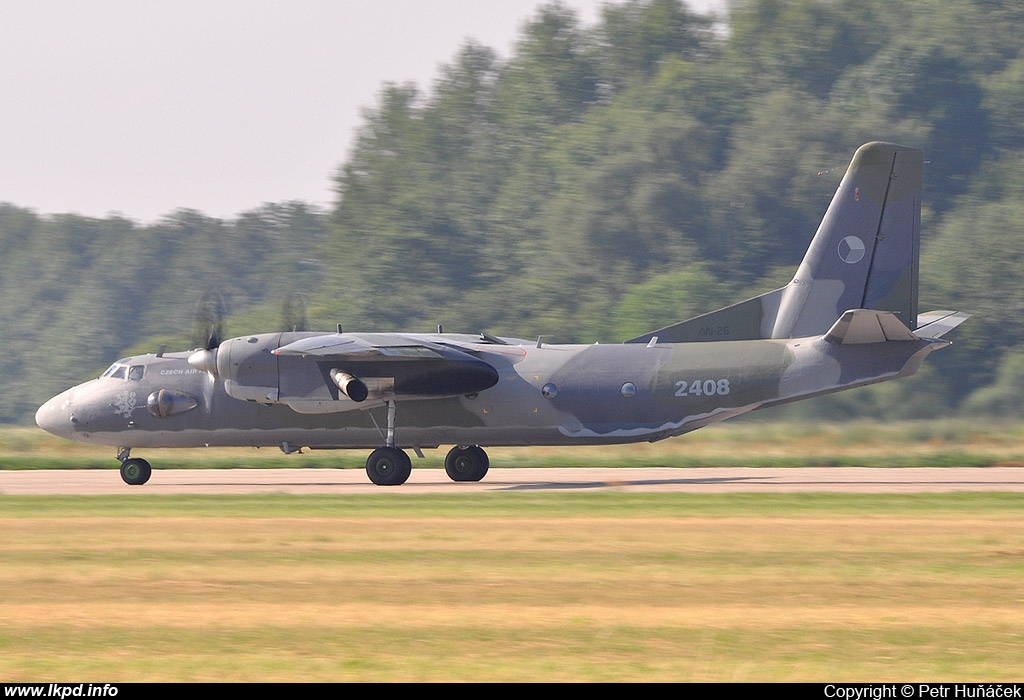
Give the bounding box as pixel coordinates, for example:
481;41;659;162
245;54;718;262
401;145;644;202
34;143;968;483
36;328;946;452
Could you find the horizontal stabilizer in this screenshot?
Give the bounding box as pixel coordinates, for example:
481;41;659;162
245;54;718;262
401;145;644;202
914;310;971;339
823;309;918;345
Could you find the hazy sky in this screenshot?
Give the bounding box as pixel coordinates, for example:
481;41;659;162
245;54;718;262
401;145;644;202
0;1;723;223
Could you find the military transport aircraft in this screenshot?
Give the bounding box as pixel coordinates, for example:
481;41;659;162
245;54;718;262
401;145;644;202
36;142;968;486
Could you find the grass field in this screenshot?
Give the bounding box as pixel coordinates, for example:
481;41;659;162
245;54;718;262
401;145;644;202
3;420;1024;681
2;492;1023;682
6;417;1024;470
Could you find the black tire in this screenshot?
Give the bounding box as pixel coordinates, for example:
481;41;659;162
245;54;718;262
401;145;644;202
444;445;489;482
120;458;152;486
365;447;412;486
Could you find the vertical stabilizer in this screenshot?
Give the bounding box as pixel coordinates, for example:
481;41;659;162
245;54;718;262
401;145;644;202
626;142;922;345
770;142;921;338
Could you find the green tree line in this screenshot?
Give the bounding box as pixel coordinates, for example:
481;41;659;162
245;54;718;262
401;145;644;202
6;0;1024;423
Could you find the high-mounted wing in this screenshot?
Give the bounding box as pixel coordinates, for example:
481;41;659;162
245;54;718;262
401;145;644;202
272;333;447;360
267;332;501;413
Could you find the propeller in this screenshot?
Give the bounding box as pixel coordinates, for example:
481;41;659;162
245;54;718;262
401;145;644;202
188;289;226;376
187;335;220;375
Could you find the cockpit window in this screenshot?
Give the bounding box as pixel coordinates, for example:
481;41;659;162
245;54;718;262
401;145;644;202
102;364;127;379
102;363;145;381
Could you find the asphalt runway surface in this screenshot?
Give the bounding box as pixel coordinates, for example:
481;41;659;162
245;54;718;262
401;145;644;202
2;466;1024;495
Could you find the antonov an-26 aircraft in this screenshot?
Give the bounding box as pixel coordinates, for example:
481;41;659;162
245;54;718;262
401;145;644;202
36;142;968;486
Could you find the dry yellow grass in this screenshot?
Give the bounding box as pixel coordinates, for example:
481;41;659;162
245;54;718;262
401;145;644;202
2;498;1023;681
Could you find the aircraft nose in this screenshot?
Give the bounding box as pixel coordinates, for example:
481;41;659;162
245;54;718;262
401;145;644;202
35;391;76;441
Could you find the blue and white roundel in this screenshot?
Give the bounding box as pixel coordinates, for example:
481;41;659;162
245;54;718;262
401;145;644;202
838;236;866;264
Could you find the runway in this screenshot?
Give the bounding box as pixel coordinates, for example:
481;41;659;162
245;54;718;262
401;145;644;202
2;466;1024;494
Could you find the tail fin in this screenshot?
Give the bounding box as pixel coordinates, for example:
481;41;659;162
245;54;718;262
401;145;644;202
771;141;921;338
627;142;922;344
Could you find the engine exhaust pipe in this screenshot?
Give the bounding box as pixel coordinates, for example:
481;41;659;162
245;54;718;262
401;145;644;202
330;369;369;402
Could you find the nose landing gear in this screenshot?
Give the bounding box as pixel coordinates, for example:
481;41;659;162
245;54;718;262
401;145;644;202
117;448;152;485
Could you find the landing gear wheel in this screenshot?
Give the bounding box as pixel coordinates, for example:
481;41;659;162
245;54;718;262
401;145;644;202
445;445;489;482
365;446;412;486
120;458;152;486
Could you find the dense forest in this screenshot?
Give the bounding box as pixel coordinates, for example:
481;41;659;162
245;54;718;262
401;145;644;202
6;0;1024;424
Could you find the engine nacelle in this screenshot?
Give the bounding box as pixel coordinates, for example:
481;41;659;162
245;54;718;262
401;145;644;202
209;333;377;408
194;331;501;412
217;334;284;403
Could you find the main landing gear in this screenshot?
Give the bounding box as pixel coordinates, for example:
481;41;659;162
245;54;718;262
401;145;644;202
363;444;490;486
117;448;152;486
365;446;413;486
364;401;490;486
444;445;489;482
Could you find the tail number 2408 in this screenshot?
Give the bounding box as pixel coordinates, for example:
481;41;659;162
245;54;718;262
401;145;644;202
675;379;731;397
